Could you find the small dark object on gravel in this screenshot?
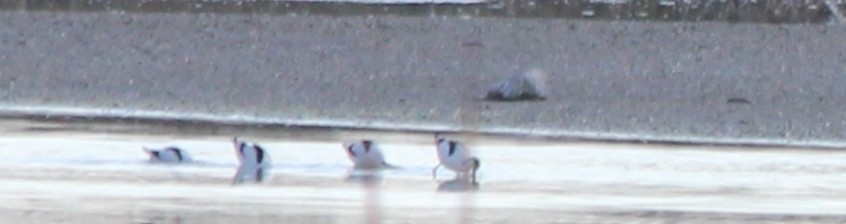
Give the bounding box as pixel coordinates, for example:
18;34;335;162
727;97;752;104
485;68;549;101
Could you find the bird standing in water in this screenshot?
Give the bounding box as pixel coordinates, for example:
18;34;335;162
343;140;395;170
232;137;272;184
432;137;480;183
143;146;191;163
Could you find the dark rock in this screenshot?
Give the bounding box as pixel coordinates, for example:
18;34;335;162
727;97;752;104
485;68;549;101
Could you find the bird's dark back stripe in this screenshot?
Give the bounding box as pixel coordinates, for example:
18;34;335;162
362;140;372;153
168;148;184;161
448;141;457;156
255;145;265;164
347;145;356;157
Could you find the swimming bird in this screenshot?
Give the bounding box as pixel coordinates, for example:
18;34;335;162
143;146;191;163
432;137;481;183
343;140;395;170
232;137;272;184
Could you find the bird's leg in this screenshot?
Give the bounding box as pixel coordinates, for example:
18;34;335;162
470;168;477;184
256;168;264;183
465;158;480;184
432;163;442;180
232;166;245;185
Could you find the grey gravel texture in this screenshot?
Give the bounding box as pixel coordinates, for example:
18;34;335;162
1;11;845;145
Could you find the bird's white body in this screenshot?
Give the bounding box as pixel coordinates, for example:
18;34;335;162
143;146;191;163
232;138;272;184
433;138;480;182
343;140;391;170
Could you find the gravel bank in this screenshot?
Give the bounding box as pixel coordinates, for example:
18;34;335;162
1;11;845;146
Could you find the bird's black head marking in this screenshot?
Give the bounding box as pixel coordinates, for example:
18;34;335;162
362;140;372;153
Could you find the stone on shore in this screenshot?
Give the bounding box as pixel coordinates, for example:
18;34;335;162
485;68;550;101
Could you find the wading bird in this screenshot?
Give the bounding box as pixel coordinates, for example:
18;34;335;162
232;137;272;184
432;137;480;183
343;140;395;170
143;146;191;163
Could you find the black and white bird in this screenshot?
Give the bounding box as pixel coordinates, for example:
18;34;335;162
232;137;272;184
343;140;394;170
432;137;481;183
143;146;191;163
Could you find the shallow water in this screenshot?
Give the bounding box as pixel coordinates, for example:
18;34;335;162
1;118;845;223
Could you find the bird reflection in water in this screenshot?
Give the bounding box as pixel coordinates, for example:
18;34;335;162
344;171;385;187
436;177;480;192
344;171;385;224
437;177;479;224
